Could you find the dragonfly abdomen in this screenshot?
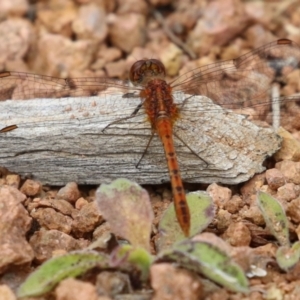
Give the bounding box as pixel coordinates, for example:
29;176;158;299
142;79;190;236
156;116;190;236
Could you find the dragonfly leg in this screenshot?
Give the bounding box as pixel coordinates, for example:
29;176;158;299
130;102;143;117
101;101;145;133
173;132;210;167
135;131;155;168
179;95;194;109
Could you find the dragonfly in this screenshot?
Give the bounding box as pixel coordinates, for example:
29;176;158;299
0;38;300;236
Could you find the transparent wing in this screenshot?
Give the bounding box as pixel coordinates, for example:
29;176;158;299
1;39;300;110
0;71;140;100
171;38;300;119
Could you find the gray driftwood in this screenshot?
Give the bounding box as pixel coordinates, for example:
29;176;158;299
0;93;281;185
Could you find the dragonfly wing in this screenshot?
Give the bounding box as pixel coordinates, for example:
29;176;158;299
172;39;300;117
0;71;137;100
173;94;281;184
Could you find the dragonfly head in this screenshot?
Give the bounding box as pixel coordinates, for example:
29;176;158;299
129;59;166;86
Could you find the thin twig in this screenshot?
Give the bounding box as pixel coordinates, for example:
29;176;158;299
271;83;280;131
152;9;197;60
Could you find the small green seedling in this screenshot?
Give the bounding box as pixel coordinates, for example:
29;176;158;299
156;191;215;251
17;251;109;298
257;191;300;271
156;239;249;293
18;179;250;297
96;178;154;251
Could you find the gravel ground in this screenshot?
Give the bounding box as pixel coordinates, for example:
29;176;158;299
1;0;300;299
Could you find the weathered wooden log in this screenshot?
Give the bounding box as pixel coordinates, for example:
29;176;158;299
0;93;281;185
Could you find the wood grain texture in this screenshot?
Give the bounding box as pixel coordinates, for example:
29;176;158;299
0;93;281;185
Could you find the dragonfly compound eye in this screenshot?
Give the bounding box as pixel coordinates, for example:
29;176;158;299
129;59;166;85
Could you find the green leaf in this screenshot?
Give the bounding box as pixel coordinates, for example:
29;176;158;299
157;240;249;293
110;245;153;281
257;191;290;246
157;191;215;250
276;241;300;271
17;251;108;298
96;178;153;251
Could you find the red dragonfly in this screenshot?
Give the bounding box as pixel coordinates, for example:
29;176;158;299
1;38;300;236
